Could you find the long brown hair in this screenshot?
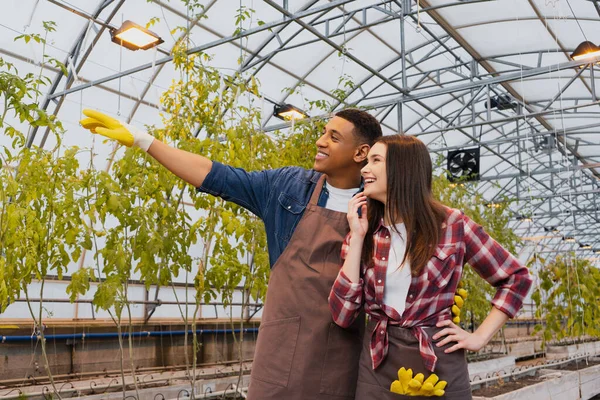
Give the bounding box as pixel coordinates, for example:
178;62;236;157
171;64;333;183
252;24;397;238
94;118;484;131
361;135;446;275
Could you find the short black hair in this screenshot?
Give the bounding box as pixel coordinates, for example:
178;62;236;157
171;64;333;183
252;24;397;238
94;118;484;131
334;108;382;146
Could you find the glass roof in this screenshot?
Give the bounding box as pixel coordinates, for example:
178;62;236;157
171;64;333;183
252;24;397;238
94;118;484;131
1;0;599;318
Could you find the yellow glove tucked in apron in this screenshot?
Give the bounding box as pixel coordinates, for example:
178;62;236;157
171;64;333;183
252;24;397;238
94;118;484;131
390;367;447;396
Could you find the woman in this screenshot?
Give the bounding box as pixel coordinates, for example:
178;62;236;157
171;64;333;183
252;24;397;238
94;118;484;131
329;135;532;399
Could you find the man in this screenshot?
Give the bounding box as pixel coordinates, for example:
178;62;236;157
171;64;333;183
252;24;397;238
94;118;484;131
80;108;382;400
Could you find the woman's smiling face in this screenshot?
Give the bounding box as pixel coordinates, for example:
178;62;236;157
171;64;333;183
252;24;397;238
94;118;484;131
361;142;388;204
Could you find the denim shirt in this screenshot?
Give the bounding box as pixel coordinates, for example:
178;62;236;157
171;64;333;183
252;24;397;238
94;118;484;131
197;161;333;268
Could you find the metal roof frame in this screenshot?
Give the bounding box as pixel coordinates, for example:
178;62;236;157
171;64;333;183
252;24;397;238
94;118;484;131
14;0;599;260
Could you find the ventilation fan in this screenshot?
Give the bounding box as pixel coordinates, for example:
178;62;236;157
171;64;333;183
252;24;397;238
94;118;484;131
488;94;517;110
447;148;480;183
536;135;556;153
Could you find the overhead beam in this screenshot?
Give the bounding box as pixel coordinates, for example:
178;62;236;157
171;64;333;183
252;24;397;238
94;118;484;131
46;0;357;100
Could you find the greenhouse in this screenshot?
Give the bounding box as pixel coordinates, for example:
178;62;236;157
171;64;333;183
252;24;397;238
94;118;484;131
1;0;600;399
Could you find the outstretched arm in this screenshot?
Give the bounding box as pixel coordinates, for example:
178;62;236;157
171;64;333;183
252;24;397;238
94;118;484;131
147;139;212;188
80;109;212;187
80;109;281;219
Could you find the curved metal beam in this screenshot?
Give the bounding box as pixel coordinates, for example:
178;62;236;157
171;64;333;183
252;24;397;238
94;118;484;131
28;0;126;148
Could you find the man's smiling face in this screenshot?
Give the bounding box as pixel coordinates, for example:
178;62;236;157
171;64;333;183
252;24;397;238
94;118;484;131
313;116;360;177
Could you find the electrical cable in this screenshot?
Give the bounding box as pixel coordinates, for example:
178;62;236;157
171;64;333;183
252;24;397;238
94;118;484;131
565;0;588;41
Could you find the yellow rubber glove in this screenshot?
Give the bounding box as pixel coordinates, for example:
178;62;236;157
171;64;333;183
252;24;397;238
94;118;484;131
80;109;154;151
454;295;464;308
451;286;468;324
406;372;425;395
390;379;405;395
418;373;438;394
432;380;447;396
390;367;413;394
417;374;447;396
399;367;413;393
390;368;448;397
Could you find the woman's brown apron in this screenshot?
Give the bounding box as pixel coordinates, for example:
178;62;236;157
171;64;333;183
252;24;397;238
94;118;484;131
247;176;364;400
355;319;472;400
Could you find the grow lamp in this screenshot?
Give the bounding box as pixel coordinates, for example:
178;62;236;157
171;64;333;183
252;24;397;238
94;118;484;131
562;236;576;243
485;203;502;209
111;20;163;51
273;104;308;121
570;41;600;61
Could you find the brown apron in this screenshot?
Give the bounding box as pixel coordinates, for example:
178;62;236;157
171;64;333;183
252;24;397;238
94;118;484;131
247;176;364;400
355;319;472;400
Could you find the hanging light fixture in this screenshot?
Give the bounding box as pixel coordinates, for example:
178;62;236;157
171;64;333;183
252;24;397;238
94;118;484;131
111;20;164;51
579;243;592;250
484;202;502;209
562;236;576;243
273;104;308;121
570;41;600;61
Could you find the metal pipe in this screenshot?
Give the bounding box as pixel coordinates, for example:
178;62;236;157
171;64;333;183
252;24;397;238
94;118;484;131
418;99;600;137
13;298;260;307
366;55;600;108
0;328;259;343
478;162;600;181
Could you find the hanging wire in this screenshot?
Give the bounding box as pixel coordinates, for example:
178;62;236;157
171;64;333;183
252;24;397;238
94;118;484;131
117;15;123;116
239;0;244;68
338;5;348;98
514;0;547;345
564;0;588;41
551;0;589;364
24;0;40;31
558;70;589;362
415;0;422;33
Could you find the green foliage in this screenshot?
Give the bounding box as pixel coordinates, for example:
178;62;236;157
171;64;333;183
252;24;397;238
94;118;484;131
67;268;96;302
331;74;357;105
531;254;600;341
0;28;82;312
233;6;255;36
0;59;61;138
146;17;160;29
0;22;81;398
0;138;92;312
160;50;274;307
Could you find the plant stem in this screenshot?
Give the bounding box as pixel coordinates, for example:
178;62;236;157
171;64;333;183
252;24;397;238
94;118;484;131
24;284;63;400
126;300;140;400
170;283;191;379
115;312;127;400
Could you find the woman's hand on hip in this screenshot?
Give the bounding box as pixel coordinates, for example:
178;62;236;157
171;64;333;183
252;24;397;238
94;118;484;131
347;193;368;237
432;320;487;353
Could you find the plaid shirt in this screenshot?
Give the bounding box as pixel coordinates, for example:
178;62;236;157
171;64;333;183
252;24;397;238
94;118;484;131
329;207;532;372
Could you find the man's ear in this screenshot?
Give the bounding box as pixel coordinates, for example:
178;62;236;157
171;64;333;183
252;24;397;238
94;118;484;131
354;144;370;163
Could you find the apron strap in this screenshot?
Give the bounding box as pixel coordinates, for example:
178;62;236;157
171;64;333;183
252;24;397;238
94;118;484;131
309;175;327;206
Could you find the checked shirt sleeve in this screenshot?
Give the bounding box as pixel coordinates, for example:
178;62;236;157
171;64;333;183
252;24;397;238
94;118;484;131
329;233;364;328
463;214;533;318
